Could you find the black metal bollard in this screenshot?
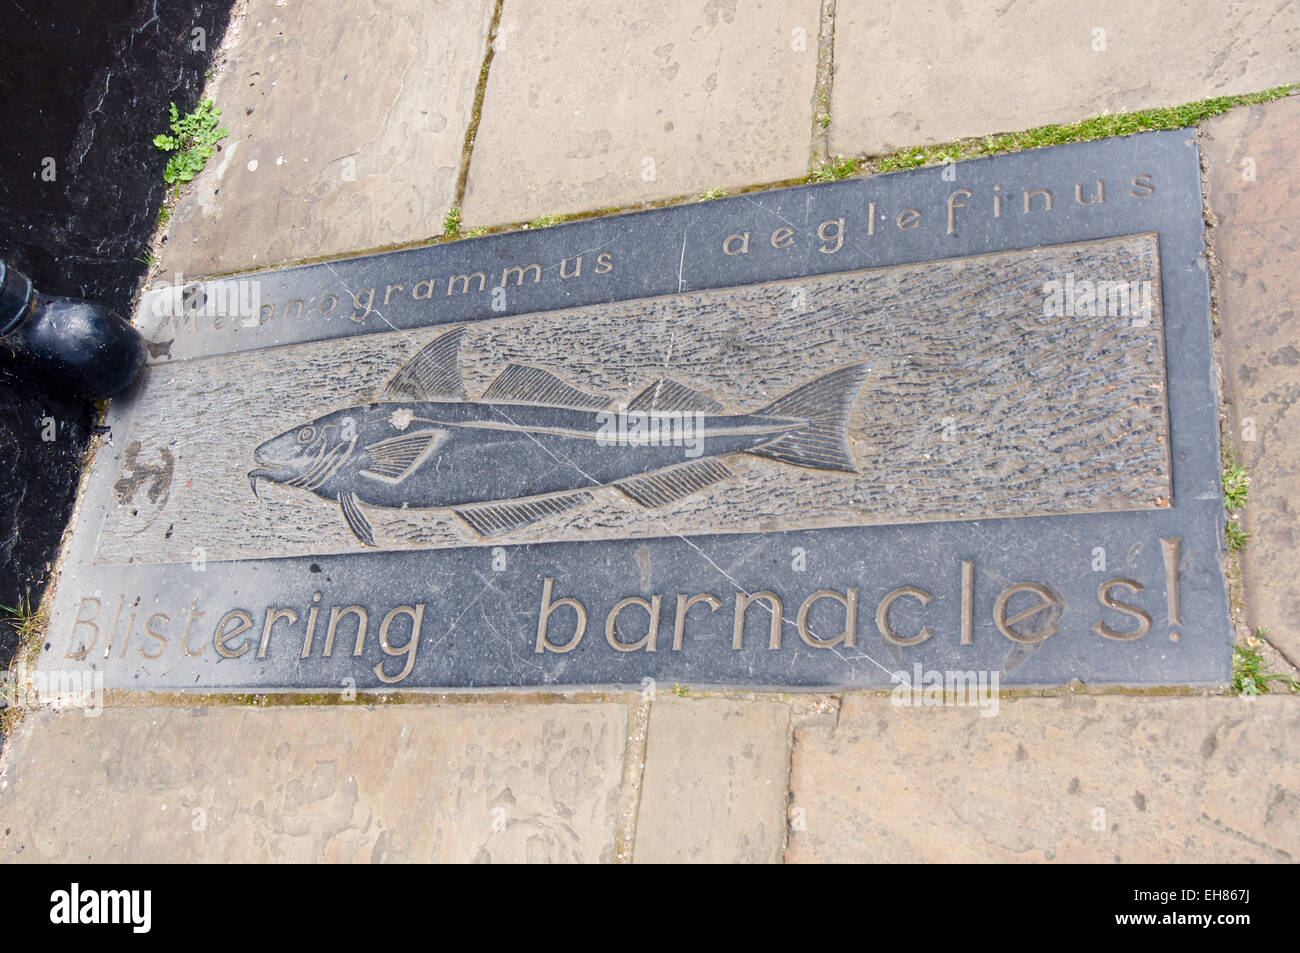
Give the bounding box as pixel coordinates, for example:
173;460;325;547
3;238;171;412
0;259;147;399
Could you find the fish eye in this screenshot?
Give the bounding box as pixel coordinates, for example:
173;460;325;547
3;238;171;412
296;426;317;444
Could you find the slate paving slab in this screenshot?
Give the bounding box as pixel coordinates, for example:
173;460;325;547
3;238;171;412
37;131;1232;692
0;703;627;862
1201;95;1300;665
830;0;1300;157
461;0;822;226
162;0;495;278
786;694;1300;863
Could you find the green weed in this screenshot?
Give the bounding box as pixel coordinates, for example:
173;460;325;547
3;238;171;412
1232;638;1300;695
153;99;230;185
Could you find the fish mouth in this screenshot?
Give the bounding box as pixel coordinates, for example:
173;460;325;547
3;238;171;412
248;466;283;500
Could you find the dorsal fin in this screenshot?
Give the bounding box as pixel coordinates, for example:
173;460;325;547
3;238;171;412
481;363;608;409
381;327;468;401
625;378;723;414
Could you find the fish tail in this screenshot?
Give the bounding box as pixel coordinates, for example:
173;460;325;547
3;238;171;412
746;363;871;473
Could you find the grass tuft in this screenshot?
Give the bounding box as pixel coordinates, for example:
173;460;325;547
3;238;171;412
527;214;567;229
1223;457;1250;512
1226;520;1250;551
443;206;463;238
1;597;48;645
809;157;860;182
831;85;1300;180
1232;636;1300;695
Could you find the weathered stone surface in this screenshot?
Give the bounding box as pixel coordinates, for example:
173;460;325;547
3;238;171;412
634;698;790;863
1203;95;1300;666
830;0;1300;156
0;703;626;862
787;694;1300;863
461;0;822;226
162;0;494;277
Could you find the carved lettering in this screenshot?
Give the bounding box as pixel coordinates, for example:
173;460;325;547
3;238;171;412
142;613;170;659
818;218;845;254
535;577;587;653
994;582;1062;643
876;586;933;646
672;593;722;650
447;272;487;295
732;591;783;650
770;226;795;248
723;232;751;255
66;597;101;659
375;604;424;683
214;609;254;658
947;189;972;235
258;607;299;659
501;264;543;287
605;596;661;652
324;606;368;657
1091;578;1152;641
797;588;858;648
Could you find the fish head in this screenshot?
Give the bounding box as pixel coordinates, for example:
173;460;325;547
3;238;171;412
249;409;362;499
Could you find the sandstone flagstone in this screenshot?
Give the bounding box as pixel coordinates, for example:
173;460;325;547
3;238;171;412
162;0;495;277
633;698;790;863
0;703;627;863
1202;94;1300;666
462;0;822;226
830;0;1300;156
787;694;1299;863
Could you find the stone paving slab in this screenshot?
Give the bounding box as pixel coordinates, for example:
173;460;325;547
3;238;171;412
0;703;626;863
49;131;1233;693
786;694;1299;863
830;0;1300;157
162;0;495;278
1202;95;1300;666
633;698;790;863
461;0;822;227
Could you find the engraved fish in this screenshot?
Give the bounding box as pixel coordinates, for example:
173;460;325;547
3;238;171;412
248;326;871;545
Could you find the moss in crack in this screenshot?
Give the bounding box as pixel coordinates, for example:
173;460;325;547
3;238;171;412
842;85;1300;178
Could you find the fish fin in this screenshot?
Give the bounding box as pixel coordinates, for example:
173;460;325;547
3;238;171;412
454;490;595;537
625;378;723;414
745;363;871;473
360;430;445;484
480;363;609;409
380;326;469;401
616;458;734;508
339;491;377;546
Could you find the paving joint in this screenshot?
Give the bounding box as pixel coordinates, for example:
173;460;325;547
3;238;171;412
453;0;505;213
613;694;650;863
808;0;837;170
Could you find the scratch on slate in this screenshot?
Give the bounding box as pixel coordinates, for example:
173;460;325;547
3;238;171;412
427;571;500;653
324;260;397;331
478;396;902;682
677;228;687;292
